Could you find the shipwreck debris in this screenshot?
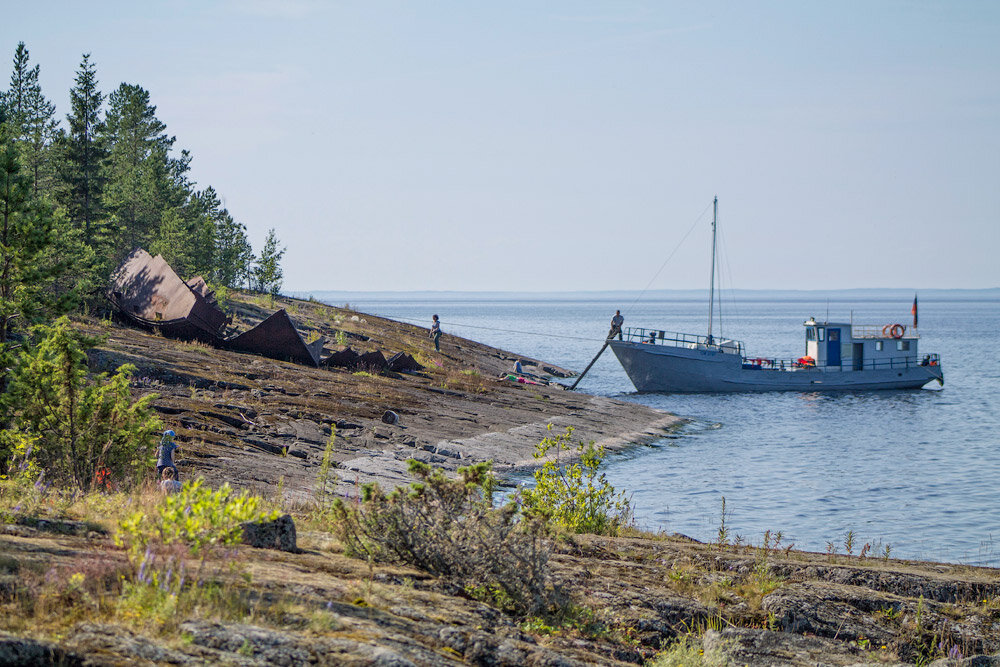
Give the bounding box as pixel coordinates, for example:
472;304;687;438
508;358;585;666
107;248;418;373
108;248;228;342
108;248;324;367
227;309;325;367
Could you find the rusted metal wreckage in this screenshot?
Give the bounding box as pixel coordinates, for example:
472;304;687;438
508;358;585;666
108;249;423;372
108;248;325;366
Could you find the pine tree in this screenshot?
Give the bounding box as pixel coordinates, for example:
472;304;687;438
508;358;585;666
2;42;59;198
215;211;253;289
0;118;92;364
203;185;254;289
149;207;194;277
181;186;223;278
4;317;161;490
252;228;285;295
100;83;175;262
57;53;106;245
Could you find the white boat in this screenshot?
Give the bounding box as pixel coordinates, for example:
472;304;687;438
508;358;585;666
608;199;944;393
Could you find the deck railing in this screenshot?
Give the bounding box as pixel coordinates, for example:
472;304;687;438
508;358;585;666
850;324;920;339
740;353;940;372
619;327;745;356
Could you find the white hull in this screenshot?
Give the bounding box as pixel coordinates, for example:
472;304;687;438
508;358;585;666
609;341;943;393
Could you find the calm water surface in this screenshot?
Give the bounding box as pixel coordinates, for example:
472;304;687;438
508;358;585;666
323;294;1000;566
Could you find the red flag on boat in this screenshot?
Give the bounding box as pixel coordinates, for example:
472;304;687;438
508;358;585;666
912;294;918;329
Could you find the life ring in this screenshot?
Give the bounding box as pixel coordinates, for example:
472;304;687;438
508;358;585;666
882;324;891;337
890;323;905;339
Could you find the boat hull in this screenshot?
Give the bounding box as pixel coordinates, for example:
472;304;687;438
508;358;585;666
609;341;943;393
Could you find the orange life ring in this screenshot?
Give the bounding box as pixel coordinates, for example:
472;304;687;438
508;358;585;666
882;324;891;337
890;323;905;339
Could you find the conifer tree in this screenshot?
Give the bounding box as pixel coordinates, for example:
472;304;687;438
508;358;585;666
4;317;160;490
0;117;92;365
2;42;59;198
215;211;254;289
57;53;106;244
253;228;285;295
149;207;194;277
100;83;175;262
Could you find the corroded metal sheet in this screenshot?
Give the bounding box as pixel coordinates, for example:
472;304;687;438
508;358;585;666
109;249;325;367
108;249;227;339
226;309;324;367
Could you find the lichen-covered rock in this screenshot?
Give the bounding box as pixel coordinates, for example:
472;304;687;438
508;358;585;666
241;514;297;552
701;627;904;666
63;623;208;665
0;632;76;667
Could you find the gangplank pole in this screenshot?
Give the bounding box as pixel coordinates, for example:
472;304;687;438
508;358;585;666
569;340;610;390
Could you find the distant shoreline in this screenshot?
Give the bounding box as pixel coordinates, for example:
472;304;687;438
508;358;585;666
295;287;1000;302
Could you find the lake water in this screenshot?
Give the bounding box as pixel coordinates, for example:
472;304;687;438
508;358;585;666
316;293;1000;567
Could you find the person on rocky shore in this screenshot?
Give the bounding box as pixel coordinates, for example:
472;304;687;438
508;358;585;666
608;310;624;340
156;429;179;480
430;314;442;352
159;467;182;493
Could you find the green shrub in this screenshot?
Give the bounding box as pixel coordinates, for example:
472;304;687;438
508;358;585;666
116;478;277;589
519;425;632;535
649;635;729;666
3;317;161;490
331;460;557;616
0;430;47;515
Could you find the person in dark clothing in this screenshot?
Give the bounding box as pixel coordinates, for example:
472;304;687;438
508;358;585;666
156;429;179;479
430;314;442;352
608;310;624;340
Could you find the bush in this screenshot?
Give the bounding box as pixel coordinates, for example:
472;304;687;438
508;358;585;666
116;478;277;589
0;430;47;515
519;425;632;536
331;460;557;616
2;317;161;490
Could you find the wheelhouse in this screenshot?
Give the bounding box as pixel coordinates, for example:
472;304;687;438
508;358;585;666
803;318;938;371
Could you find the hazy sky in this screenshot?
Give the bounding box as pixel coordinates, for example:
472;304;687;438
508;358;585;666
7;1;999;291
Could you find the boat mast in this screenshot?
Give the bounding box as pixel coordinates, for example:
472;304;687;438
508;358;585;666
707;196;718;343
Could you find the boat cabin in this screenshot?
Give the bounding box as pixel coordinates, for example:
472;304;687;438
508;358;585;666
803;318;935;371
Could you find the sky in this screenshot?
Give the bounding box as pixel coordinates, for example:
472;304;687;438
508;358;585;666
6;1;999;292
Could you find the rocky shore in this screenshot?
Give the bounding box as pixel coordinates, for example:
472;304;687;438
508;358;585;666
2;293;999;665
85;293;681;502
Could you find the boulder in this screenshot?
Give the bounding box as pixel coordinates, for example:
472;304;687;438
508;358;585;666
0;632;75;666
240;514;297;552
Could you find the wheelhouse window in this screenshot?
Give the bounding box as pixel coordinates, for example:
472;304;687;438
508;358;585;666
897;340;910;351
817;328;825;342
806;327;816;341
875;341;883;351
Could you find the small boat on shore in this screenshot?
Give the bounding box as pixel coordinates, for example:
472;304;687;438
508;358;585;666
609;199;945;393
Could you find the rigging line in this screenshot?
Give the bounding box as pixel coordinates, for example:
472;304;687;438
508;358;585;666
364;313;610;344
625;200;714;313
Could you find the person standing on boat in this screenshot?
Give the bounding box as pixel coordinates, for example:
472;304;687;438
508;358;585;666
608;310;624;340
